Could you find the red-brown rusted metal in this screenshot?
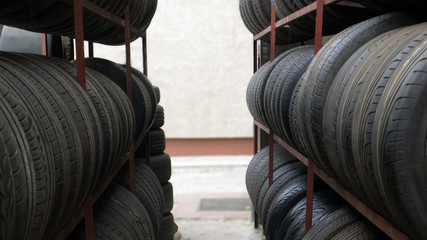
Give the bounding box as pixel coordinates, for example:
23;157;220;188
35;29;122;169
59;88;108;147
270;5;276;62
124;6;136;195
74;0;86;91
142;37;148;76
268;129;274;187
254;120;410;239
84;196;95;240
144;133;151;167
41;33;48;56
314;0;325;55
305;159;314;233
253;40;258;73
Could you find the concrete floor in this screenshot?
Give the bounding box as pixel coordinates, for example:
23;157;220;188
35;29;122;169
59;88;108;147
170;156;264;240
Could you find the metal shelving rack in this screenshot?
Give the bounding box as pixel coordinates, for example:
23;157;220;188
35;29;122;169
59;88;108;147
252;1;410;239
34;1;151;239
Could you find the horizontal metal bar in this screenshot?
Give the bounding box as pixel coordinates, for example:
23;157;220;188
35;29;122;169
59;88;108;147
254;120;409;240
60;0;146;38
253;0;341;41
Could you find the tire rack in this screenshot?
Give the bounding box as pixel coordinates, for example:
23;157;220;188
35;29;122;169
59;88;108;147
33;0;150;239
252;1;410;239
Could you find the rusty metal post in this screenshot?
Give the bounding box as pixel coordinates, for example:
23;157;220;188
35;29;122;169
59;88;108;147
314;0;325;55
268;130;274;187
41;33;48;56
270;5;276;61
142;37;148;76
84;196;94;240
305;160;314;233
74;0;86;90
124;6;136;195
144;133;151;167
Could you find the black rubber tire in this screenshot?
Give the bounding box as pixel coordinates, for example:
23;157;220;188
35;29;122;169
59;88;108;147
246;144;297;212
278;190;342;240
289;74;311;156
41;56;117;190
0;52;103;212
258;162;306;225
371;33;427;239
151;105;165;130
84;57;150;149
135;129;166;157
263;46;314;144
153;86;161;104
162;182;174;214
303;206;361;240
339;24;426;201
264;175;308;239
86;69;135;165
296;12;420;176
127;66;157;130
115;161;164;238
327;24;427;221
0;78;53;240
0;59;82;239
330;220;386;240
322;27;403;206
0;54;85;234
92;183;154;240
0;94;32;240
139;154;172;184
247;49;299;126
0;123;13;240
158;213;178;240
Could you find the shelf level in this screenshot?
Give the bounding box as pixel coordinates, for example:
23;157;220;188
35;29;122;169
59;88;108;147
253;0;360;41
254;120;409;240
60;0;146;38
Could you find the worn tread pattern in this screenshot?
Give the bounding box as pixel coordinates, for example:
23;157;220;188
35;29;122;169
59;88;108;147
115;161;164;237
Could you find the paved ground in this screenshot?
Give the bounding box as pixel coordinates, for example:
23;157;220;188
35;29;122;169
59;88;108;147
170;156;264;240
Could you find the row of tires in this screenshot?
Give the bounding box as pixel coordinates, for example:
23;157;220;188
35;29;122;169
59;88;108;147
246;145;386;239
135;88;179;240
0;0;157;45
239;0;373;44
247;12;427;239
239;0;427;45
70;86;176;239
0;53;157;240
69;158;167;239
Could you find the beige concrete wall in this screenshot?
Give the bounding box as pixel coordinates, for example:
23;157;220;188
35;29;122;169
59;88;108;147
94;0;254;138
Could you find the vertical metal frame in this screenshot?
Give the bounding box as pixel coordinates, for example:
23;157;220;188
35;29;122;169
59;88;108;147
41;33;48;56
124;6;136;196
74;0;86;91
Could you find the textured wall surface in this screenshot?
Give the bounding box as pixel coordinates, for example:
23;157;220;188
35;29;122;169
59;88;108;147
94;0;254;138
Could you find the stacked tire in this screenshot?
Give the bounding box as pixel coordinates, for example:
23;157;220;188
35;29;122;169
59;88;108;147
246;145;386;239
68;183;156;239
135;86;179;240
0;53;148;239
84;59;157;150
0;0;158;45
239;0;376;44
246;11;427;239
